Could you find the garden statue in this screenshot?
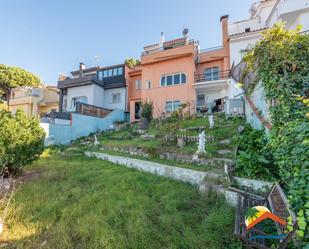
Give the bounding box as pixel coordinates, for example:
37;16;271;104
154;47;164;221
94;135;100;146
196;131;206;154
208;115;214;129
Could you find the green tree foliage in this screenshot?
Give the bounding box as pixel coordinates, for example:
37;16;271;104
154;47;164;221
141;100;153;123
0;110;45;175
125;58;141;68
0;64;41;106
241;24;309;241
235;126;275;180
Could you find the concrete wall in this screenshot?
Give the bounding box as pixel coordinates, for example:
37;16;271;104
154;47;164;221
41;109;126;145
244;82;271;132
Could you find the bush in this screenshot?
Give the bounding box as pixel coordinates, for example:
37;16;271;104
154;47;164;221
235;126;275;180
0;110;45;175
141;100;153;123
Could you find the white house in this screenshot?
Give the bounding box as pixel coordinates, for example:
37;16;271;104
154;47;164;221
228;0;309;130
58;63;128;113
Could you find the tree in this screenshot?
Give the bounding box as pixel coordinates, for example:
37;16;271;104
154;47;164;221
125;58;141;68
0;110;45;175
0;64;41;106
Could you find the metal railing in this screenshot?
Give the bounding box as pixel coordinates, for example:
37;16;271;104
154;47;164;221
75;102;112;118
198;46;223;54
195;70;230;83
141;39;197;56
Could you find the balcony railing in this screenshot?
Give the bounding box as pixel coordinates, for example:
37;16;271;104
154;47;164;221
141;39;196;56
198;46;223;54
195;70;230;83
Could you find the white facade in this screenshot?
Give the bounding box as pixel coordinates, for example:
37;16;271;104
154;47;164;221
65;84;127;112
229;0;309;129
103;87;127;110
229;0;309;67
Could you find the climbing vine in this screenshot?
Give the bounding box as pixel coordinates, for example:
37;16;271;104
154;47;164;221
242;23;309;241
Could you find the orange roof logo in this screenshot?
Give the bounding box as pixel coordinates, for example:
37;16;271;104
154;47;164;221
245;206;286;231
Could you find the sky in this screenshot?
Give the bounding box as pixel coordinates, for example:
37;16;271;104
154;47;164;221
0;0;253;85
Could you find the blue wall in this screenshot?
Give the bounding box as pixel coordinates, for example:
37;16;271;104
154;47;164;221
43;109;126;145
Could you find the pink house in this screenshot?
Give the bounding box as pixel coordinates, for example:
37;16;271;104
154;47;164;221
128;15;230;122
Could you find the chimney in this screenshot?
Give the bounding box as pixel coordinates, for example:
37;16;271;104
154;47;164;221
79;62;86;77
220;15;230;72
220;15;229;48
159;32;165;47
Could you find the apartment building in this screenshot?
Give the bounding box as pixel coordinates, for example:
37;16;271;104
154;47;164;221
128;15;231;122
9;85;59;117
57;16;234;122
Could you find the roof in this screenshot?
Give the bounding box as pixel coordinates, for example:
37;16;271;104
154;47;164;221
70;66;100;75
57;75;104;89
229;27;268;37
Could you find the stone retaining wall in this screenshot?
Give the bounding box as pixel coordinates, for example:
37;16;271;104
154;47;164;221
85;151;239;206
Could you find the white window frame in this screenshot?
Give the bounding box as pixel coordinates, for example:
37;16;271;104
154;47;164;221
204;67;220;81
160;73;187;87
165;100;181;113
71;96;88;107
112;92;121;104
135;80;141;90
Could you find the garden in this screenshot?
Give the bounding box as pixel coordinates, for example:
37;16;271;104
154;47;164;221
0;24;308;248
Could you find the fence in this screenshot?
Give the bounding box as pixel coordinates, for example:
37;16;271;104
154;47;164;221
163;134;214;143
75;102;112;118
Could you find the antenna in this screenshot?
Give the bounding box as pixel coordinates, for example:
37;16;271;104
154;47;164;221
94;55;101;66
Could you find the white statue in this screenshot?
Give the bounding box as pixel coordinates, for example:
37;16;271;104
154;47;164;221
196;131;206;154
208;115;214;129
94;135;100;146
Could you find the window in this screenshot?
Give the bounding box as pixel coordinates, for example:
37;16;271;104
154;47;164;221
99;66;124;79
71;96;88;107
204;67;219;81
113;68;118;76
118;67;123;75
135;80;141;90
174;74;180;84
165;101;181;113
146;80;151;89
112;93;121;104
166;75;173;86
160;73;187;86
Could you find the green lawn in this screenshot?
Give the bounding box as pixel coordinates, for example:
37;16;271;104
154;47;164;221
3;154;241;249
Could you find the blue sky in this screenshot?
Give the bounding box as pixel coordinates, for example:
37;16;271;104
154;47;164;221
0;0;252;84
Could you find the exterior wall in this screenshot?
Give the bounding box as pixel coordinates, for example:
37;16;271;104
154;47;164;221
141;49;196;117
66;85;97;110
245;81;271;132
41;109;126;145
103;87;127;110
229;33;261;66
9;86;59;116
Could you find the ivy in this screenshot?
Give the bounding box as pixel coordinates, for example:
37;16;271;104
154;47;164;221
241;23;309;242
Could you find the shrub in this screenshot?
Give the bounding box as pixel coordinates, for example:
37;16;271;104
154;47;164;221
235;126;275;180
0;110;45;175
141;100;153;123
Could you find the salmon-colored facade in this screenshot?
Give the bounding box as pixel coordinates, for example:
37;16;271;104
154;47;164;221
128;16;230;122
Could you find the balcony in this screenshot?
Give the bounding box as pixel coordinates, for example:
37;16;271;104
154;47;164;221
194;70;230;90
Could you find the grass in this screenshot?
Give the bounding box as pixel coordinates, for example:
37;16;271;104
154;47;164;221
97;114;243;158
72;114;245;172
2;154;241;249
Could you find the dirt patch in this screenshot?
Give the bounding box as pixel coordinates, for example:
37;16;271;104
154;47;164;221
19;170;42;183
